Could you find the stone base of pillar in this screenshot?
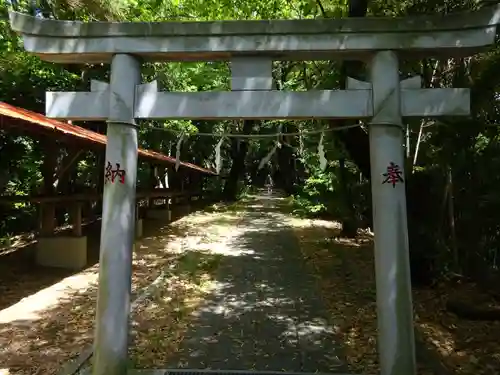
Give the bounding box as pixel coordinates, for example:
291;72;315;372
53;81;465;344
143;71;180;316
135;219;143;238
145;209;171;222
36;236;87;270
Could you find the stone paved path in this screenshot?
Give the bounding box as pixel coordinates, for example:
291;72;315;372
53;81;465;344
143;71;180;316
168;192;346;373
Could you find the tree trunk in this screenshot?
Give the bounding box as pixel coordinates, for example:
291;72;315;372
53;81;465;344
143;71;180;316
277;128;296;195
330;0;371;180
223;120;255;201
328;0;370;236
338;158;358;237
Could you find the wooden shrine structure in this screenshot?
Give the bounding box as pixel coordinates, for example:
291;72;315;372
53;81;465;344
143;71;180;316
0;101;217;269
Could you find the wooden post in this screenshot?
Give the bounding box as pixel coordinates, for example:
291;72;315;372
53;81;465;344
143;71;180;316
135;202;143;238
148;164;157;209
71;202;83;236
180;170;185;193
169;166;181;191
39;203;56;236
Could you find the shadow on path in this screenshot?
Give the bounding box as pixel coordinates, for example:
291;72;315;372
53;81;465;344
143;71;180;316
166;193;346;373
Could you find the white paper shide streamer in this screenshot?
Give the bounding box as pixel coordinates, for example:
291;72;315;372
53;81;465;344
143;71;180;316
256;124;282;171
175;133;184;171
215;137;224;174
299;129;304;156
258;142;278;170
318;131;327;171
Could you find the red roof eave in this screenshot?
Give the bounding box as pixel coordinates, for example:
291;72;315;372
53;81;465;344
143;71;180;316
0;101;217;175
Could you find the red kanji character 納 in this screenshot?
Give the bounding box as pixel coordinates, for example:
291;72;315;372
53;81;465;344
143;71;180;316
105;161;126;184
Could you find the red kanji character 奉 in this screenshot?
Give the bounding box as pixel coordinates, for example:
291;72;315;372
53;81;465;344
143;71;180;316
382;162;404;188
105;161;126;184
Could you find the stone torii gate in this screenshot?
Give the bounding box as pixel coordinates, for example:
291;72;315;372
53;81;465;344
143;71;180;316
9;6;500;375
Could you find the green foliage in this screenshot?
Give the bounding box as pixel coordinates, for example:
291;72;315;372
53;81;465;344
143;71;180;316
291;159;369;226
292;173;333;216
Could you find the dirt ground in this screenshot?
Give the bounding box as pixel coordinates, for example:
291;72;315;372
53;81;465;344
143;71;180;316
2;198;499;375
288;216;500;375
0;203;238;375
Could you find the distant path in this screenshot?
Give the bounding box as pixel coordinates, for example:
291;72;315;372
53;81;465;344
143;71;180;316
168;191;347;373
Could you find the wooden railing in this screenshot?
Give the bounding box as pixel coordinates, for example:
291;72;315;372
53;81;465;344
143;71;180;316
0;189;216;237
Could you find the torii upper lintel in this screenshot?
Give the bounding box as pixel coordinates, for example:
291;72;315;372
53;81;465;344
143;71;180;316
8;5;500;63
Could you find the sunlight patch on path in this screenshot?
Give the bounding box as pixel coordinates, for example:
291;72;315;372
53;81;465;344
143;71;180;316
0;204;242;375
129;209;246;368
0;269;98;324
159;194;347;372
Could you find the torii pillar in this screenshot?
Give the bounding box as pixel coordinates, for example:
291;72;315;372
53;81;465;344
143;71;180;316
369;51;415;375
93;54;142;375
